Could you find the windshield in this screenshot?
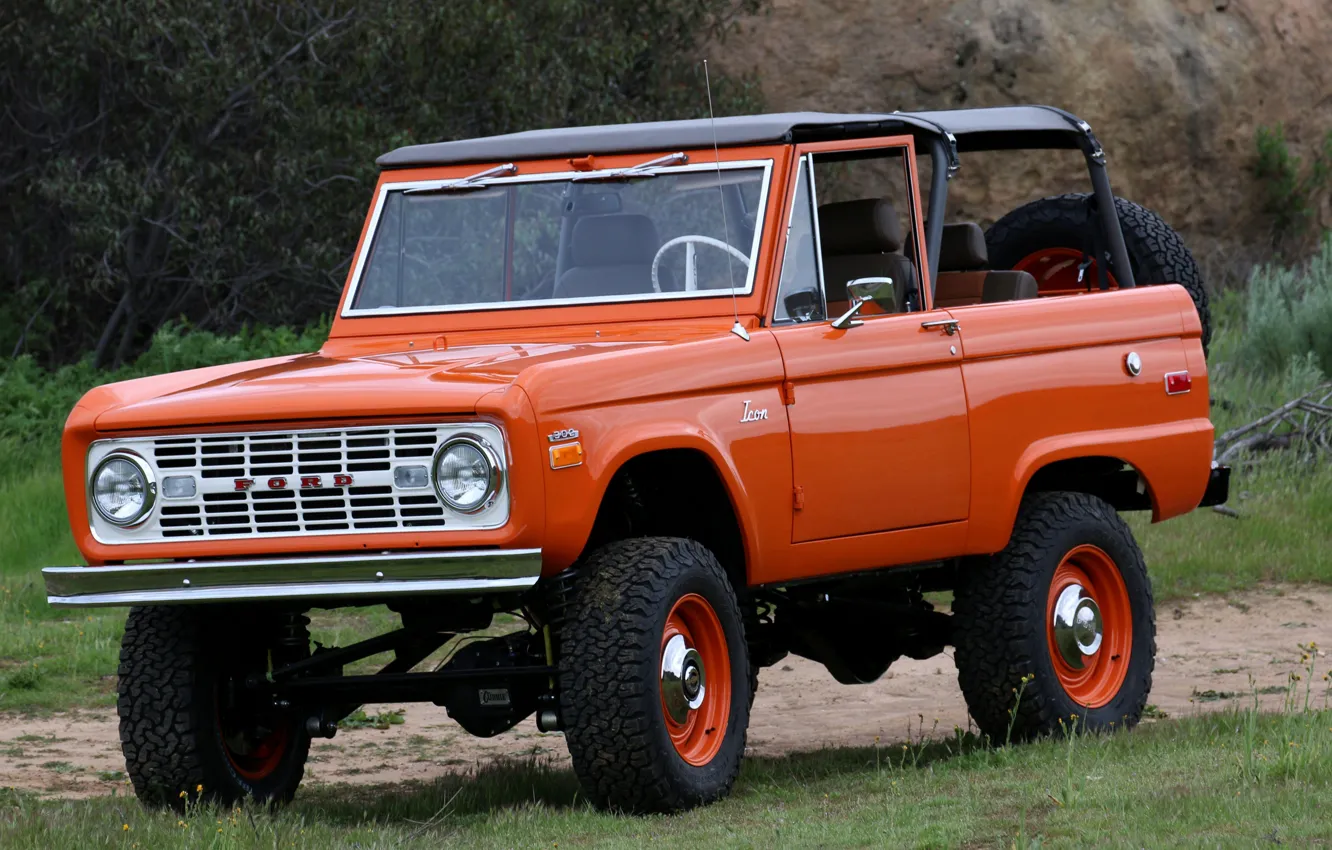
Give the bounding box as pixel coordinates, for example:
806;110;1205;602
345;161;770;314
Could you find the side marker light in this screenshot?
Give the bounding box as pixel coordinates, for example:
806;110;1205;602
549;442;584;469
1164;371;1192;395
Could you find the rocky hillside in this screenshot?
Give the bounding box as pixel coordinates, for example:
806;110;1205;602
719;0;1332;276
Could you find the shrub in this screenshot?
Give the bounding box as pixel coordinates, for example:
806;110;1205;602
0;321;327;448
4;666;43;691
1237;233;1332;378
0;0;763;369
1253;124;1332;247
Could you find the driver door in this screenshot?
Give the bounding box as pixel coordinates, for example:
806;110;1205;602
771;144;971;544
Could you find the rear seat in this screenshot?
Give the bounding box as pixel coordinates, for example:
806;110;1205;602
933;222;1038;308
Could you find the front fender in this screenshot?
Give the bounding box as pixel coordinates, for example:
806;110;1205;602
535;390;791;578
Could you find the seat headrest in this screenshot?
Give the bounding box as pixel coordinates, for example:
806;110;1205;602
571;214;660;267
939;222;988;272
818;199;905;255
982;270;1039;303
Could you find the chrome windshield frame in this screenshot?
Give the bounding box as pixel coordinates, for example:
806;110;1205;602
339;158;774;318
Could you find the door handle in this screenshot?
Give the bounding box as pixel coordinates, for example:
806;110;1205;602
921;319;960;336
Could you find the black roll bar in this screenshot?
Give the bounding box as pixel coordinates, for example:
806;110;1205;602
921;110;1137;295
924;135;952;288
1086;157;1135;289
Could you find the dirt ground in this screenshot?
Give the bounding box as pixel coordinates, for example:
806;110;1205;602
2;585;1326;799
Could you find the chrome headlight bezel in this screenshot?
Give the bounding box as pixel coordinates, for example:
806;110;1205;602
89;451;157;528
432;434;504;514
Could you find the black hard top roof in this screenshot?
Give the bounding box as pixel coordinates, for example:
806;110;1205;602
377;104;1100;169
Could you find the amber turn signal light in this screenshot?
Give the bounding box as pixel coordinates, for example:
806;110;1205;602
549;442;584;469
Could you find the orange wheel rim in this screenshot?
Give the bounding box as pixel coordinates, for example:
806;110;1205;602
217;692;290;782
1014;247;1120;297
659;593;731;766
1045;545;1132;708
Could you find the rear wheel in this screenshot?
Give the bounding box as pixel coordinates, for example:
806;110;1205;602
558;537;751;813
985;193;1210;352
118;606;309;808
953;492;1155;742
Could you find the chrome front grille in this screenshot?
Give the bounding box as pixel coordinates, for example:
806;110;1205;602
87;423;509;544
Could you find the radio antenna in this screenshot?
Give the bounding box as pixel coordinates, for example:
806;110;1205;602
704;59;749;342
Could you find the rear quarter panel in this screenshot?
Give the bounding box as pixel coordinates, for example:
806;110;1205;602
954;284;1213;555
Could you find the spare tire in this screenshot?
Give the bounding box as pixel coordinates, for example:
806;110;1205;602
985;194;1211;352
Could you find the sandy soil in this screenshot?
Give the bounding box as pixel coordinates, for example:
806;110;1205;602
2;585;1326;799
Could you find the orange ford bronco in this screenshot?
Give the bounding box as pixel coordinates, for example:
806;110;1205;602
44;106;1228;813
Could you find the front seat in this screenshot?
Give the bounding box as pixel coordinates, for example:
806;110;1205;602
817;199;918;314
554;214;663;300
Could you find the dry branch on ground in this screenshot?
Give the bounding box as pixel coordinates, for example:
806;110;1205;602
1213;384;1332;466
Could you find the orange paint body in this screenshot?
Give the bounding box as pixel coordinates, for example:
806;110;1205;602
62;139;1214;586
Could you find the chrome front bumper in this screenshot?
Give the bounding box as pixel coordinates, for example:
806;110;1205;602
42;549;543;608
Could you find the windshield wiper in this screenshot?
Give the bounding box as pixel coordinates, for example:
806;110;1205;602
570;152;688;183
404;163;518;195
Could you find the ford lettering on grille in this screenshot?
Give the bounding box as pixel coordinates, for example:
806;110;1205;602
234;474;354;492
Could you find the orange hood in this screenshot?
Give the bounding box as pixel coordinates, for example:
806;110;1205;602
91;341;622;431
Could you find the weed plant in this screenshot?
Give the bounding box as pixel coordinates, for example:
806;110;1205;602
1254;123;1332;245
1232;233;1332;379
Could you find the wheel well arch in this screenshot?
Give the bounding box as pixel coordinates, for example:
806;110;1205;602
1021;455;1155;513
579;448;747;589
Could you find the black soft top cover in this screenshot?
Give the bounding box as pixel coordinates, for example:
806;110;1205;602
377;105;1099;169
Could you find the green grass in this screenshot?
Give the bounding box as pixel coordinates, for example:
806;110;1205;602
0;706;1328;848
1131;462;1332;599
0;440;119;711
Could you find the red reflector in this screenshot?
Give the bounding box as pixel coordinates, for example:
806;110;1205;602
1165;371;1192;395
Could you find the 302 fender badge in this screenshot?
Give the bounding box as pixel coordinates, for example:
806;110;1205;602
740;400;769;423
547;428;579;442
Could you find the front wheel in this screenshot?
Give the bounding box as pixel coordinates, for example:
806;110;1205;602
953;492;1156;742
558;537;751;813
118;606;310;808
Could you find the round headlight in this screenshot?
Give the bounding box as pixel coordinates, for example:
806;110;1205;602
433;436;502;513
91;452;156;527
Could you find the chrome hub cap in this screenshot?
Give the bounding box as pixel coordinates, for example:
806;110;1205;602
661;633;707;724
1052;584;1103;669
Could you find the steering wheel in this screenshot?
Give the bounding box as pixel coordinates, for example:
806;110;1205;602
650;235;752;293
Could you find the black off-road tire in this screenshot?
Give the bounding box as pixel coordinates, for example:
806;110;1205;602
558;537;751;813
118;606;310;809
952;492;1156;742
985;194;1211;352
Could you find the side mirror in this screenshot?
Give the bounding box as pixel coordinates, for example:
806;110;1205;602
782;288;821;323
831;277;894;330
